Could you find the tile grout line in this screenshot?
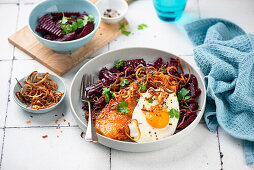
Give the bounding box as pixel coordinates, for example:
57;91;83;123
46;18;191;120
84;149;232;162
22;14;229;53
109;148;111;170
0;2;20;168
5;125;79;129
216;129;224;170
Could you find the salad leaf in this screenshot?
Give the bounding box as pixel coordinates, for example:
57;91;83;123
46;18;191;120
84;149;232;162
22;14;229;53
168;108;180;119
116;100;129;114
115;59;124;69
138;82;147;92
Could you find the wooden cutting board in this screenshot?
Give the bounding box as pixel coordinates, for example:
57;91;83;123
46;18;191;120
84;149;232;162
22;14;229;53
8;0;129;76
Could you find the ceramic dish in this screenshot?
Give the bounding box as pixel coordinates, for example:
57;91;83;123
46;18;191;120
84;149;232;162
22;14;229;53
28;0;101;54
70;47;206;152
96;0;128;24
13;74;66;114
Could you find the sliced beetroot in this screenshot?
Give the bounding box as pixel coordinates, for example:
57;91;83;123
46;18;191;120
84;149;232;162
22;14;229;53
38;14;54;25
44;34;57;40
93;96;106;109
110;66;121;74
166;58;178;75
187;98;196;104
35;25;43;32
178;113;197;130
75;21;94;39
190;74;198;87
57;32;76;41
99;68;116;82
40;23;63;37
99;67;108;80
196;88;201;97
51;12;80;17
189;102;198;111
190;83;196;97
123;59;146;75
77;11;88;19
153;58;163;68
86;80;103;97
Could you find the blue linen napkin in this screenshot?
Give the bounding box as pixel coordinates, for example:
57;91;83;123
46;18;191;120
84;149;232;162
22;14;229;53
184;18;254;165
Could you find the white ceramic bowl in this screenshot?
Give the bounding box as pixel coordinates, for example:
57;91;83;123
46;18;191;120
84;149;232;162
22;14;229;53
69;47;206;152
96;0;128;24
13;74;66;113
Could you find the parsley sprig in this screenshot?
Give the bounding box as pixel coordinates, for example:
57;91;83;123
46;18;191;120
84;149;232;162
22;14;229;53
120;23;131;36
168;108;180;119
177;88;191;106
138;82;147;92
102;87;114;103
58;12;71;24
116;100;129;114
137;24;148;30
120;78;129;87
115;59;124;69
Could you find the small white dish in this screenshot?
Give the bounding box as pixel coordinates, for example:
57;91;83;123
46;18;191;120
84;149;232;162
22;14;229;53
96;0;128;24
69;47;206;152
13;74;66;114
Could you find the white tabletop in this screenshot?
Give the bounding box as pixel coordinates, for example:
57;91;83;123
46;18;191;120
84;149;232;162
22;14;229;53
0;0;254;169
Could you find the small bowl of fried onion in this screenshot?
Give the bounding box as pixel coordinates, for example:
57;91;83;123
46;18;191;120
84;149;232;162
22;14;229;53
13;71;66;113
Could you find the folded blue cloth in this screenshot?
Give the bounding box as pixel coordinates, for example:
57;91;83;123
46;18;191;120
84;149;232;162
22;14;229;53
185;18;254;165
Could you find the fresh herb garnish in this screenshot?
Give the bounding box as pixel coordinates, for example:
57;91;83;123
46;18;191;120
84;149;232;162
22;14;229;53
137;24;148;30
120;23;131;36
120;78;129;87
116;100;129;114
138;82;147;92
77;19;84;28
60;14;95;35
102;87;114;103
115;59;124;69
58;12;71;24
177;88;191;106
136;99;139;102
148;99;153;103
168;108;180;119
83;14;95;26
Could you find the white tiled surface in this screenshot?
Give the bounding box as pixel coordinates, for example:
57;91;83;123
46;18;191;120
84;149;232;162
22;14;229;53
0;0;253;169
1;127;110;170
111;124;221;170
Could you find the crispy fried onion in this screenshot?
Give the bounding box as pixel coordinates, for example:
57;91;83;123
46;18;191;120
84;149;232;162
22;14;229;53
15;71;64;110
124;119;141;142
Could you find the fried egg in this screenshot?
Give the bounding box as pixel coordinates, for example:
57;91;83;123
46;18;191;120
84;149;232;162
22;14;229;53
128;87;180;143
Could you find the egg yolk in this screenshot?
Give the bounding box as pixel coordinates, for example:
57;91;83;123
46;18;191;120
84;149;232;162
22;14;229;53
145;106;169;129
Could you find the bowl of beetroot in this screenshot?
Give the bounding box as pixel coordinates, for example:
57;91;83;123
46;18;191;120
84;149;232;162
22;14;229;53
28;0;101;54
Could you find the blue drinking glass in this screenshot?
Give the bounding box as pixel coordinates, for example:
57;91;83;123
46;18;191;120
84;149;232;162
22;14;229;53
153;0;187;22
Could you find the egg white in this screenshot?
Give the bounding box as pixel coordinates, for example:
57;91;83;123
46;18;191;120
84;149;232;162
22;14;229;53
128;87;180;143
